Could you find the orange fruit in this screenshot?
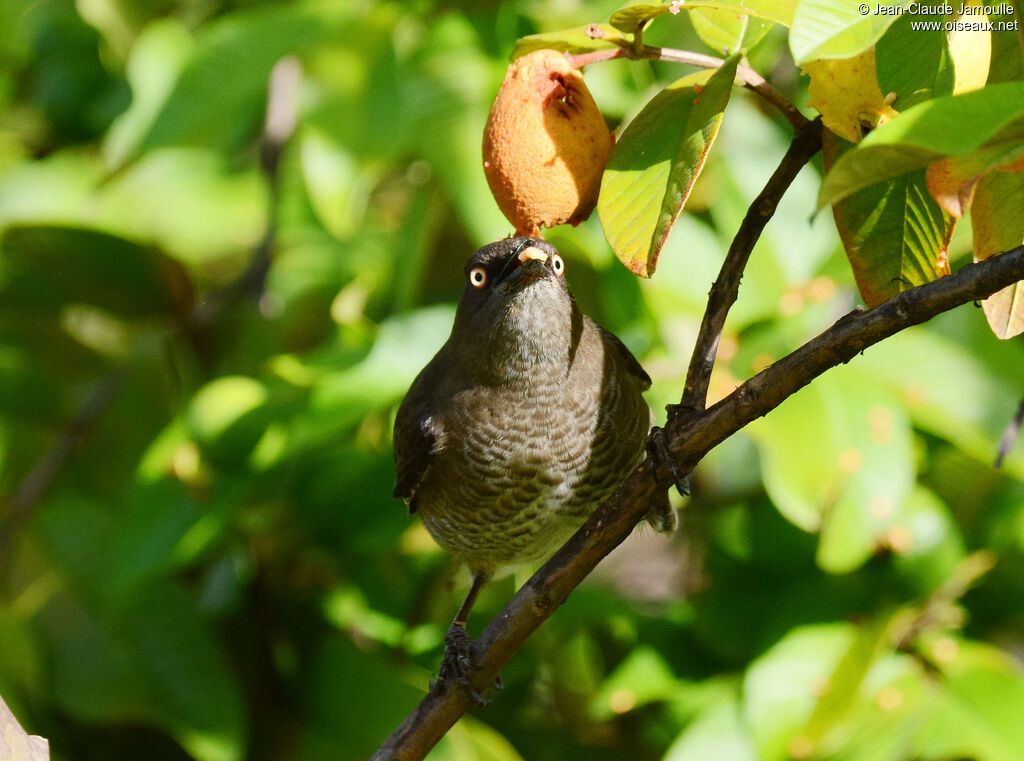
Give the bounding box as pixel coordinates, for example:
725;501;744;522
482;49;614;236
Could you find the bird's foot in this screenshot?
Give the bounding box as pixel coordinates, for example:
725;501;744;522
647;426;691;498
432;625;490;706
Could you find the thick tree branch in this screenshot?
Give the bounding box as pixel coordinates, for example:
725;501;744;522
679;117;823;415
374;245;1024;760
666;245;1024;471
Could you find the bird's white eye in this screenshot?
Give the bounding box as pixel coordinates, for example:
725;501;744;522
469;266;487;288
551;254;565;276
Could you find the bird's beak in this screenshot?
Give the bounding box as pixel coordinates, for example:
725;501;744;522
517;246;548;264
497;243;549;285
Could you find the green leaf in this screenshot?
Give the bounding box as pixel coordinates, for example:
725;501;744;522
136;4;334;157
428;717;527;761
609;4;680;34
819;82;1024;208
599;54;740;277
0;225;193;317
665;695;759;761
609;0;797;34
31;498;245;761
748;372;915;572
891;487;967;593
988;1;1024;83
845;326;1021;469
790;0;909;64
743;624;855;761
308;306;455;435
800;614;896;749
186;376;271;467
827;132;955;307
102;18;194;169
590;646;679;720
299;128;373;240
691;8;774;55
970;169;1024;339
694;0;799;26
511;24;624;59
916;640;1024;761
874;9;953;111
296;635;422;760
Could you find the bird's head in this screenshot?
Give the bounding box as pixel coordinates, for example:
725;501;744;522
449;237;580;382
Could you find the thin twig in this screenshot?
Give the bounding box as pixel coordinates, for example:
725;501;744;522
642;46;807;129
678;117;823;417
373;245;1024;760
0;374;126;562
566;44;807;129
995;394;1024;468
565;47;625;67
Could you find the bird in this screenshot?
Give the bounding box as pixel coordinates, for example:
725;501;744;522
392;236;677;703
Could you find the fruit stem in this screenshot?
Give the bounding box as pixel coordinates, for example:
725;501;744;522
565;48;625;68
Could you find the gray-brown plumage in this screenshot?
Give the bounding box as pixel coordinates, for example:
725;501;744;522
393;237;675;701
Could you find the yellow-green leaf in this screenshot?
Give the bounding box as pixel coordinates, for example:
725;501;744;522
598;54;740;277
826;131;955;308
970;169;1024;339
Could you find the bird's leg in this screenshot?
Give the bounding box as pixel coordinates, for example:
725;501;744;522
647;426;691;497
433;571;491;705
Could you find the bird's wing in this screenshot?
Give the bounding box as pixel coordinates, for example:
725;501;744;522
598;326;651;389
393;360;444;511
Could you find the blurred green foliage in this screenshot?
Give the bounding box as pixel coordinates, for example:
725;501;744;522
0;1;1022;760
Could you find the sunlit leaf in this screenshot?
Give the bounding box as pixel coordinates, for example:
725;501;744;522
611;0;797;32
743;624;854;761
790;0;909;64
186;376;271;467
599;54;740;277
799;615;896;750
970;169;1024;338
947;2;991;94
609;3;681;33
136;4;334;156
511;24;623;59
804;49;900;143
590;646;679;720
819;81;1024;208
916;639;1024;761
826;133;955;307
749;371;915;572
665;696;759;761
103;18;194;169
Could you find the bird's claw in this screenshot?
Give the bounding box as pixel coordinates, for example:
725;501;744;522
434;625;489;706
648;426;691;497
